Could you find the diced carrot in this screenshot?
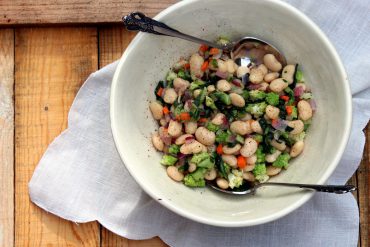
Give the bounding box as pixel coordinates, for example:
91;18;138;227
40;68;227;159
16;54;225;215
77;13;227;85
179;112;191;121
201;61;209;71
163;106;170;115
198;118;208;123
184;63;190;69
271;119;278;126
199;44;209;52
209;48;220;55
237;155;247;169
216;144;223;155
280;95;289;102
157;87;163;97
286;106;293;115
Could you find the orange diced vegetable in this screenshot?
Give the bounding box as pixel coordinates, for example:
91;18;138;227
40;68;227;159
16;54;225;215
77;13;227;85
237;155;247;169
216;144;223;155
163;106;170;115
199;44;209;52
179;112;191;121
201;61;209;71
280;95;289;102
184;63;190;69
157;87;164;97
286;106;293;115
209;48;220;55
271;119;278;126
198;118;208;123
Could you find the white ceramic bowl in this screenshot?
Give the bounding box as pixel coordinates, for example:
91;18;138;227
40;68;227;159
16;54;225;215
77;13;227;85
110;0;351;227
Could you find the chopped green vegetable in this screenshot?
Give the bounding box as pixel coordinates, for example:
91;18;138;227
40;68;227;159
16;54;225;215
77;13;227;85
216;156;230;179
168;144;180;155
166;71;177;82
253;134;263;143
240;90;249;100
191;152;210;164
183;168;206;187
265;92;280;106
197;158;214;169
295;69;303;81
177;69;191;80
272;153;291;168
253;163;267;177
160;155;178;166
256;146;266;164
210;59;218;68
205;96;217;110
206;122;220;132
215;129;232;143
249;90;266;101
284;87;295;105
213;91;231;105
228;169;243;189
194;87;207;106
289;131;306;143
236;134;245;144
217;35;230;45
301;92;313;100
246;102;267;117
190;79;205;90
178;161;189;172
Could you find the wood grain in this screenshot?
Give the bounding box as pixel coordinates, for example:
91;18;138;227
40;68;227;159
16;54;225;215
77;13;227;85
98;26;167;247
14;27;100;246
0;0;176;25
0;29;14;247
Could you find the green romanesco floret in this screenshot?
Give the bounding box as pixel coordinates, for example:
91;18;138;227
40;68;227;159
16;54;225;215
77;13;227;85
197;158;214;170
217;35;230;45
253;163;269;182
194;87;207;106
215;129;232;144
206;122;220;132
255;146;266;164
213;91;231;105
249;90;266;101
246;102;267;117
189;79;205;90
168;144;180;155
160;155;178;166
265;92;280;106
289;131;306;143
272;153;291;168
183;168;206;187
166;71;177;82
228;169;243;189
190;152;209;164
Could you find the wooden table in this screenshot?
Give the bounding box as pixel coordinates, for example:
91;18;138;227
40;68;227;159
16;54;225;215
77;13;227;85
0;1;368;246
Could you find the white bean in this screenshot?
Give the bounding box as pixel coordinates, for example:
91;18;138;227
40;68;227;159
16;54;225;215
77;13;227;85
195;127;216;146
173;77;190;94
266;166;282;176
222;154;238;168
265;105;280;119
264;72;279;82
237;66;250;78
163;88;178;104
287;120;304;135
265;150;282;163
242;172;255;182
258;64;268;75
282;64;295;84
149;101;163;120
226;59;237;74
297;100;313;121
223;144;241;155
217;79;232;92
166;166;184;182
159;118;167;126
180;140;205;154
229;93;245;107
230;120;252;135
263;54;282;72
243;163;255;172
151;132;164;151
259;82;269;91
216;178;229;189
249;67;264;84
175;134;194;145
247;154;257;165
193;89;201;98
207;85;216;93
217;59;227;73
188;162;197;173
271;139;286;151
211;113;226;125
269;78;288;93
290;140;304;157
240;138;258;157
204;168;217;180
240;113;252;121
251;120;263;134
185;121;197;134
168;120;182;137
189;53;204;78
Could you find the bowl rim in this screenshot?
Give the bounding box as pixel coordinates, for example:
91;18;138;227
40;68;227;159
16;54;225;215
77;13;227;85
110;0;352;227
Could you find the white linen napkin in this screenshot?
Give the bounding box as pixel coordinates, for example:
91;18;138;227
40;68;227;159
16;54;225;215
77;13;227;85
29;0;370;246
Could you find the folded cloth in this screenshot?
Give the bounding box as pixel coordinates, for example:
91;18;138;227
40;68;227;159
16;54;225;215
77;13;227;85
29;0;370;246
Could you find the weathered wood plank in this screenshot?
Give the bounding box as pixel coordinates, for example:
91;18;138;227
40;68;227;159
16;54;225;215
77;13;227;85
14;27;100;246
98;26;167;247
0;0;176;25
0;29;14;247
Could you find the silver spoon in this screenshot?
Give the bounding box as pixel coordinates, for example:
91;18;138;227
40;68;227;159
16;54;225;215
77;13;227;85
208;181;356;195
122;12;286;66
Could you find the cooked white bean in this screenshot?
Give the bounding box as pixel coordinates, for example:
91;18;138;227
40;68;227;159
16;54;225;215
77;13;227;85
185;121;197;134
230;120;252;135
266;166;282;176
217;59;227;73
243;163;255;172
240;137;258;157
223;144;241;155
242;172;255;182
237;66;250;78
229;93;245;107
204;168;217;180
251;120;263;134
263;54;282;72
216;178;229;189
195;127;216;146
207;85;216;93
188;162;197;173
152;132;164;151
226;59;237;74
201;144;208;152
265;105;280;119
259;82;269;91
287;120;304;135
193;89;201;98
249;67;264;84
168;120;182;137
175;134;194;145
282;64;295;84
258;64;268;75
240;113;252;121
271;139;286;151
189;53;204;78
290;140;304;157
149;101;163;120
173;77;190;94
163;88;178;104
247;154;257;165
269;78;288;93
217;79;232;92
159;118;167;126
211;113;226;125
166;166;184;182
265;150;282;163
222;154;238;168
297;100;313;121
180;140;205;154
264;72;279;82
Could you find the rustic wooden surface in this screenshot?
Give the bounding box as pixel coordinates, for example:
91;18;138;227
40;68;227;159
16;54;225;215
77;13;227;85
0;0;176;25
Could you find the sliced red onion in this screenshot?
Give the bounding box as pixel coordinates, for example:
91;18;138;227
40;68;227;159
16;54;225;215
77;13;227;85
247;84;262;90
271;119;288;131
165;114;172;122
182;90;192;102
177;153;187;160
185;136;195;144
309;99;317;111
215;70;228;79
232;79;242;87
227;134;236;143
220;116;229;129
294;86;304;97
